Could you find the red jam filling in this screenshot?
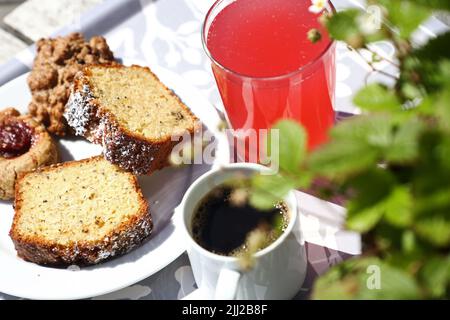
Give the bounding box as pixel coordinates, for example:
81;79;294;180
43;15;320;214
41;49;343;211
0;120;34;159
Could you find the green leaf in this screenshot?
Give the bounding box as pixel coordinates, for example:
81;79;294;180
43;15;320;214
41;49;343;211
415;188;450;216
358;261;422;299
326;114;422;165
346;172;414;232
405;0;450;12
347;186;414;232
326;10;361;42
347;204;385;232
415;216;450;247
379;0;431;38
312;258;422;300
416;95;437;116
331;114;394;148
249;192;277;211
385;119;424;162
353;84;402;112
435;84;450;130
413;132;450;215
308;141;378;179
401;82;425;101
415;32;450;62
295;171;314;190
312;258;371;300
420;256;450;298
365;31;387;44
249;174;297;210
401;230;416;253
437;60;450;87
412;33;450;93
438;136;450;172
311;262;358;300
308;115;397;178
269;120;306;174
384;187;413;227
346;169;394;232
375;223;408;252
312;277;359;300
347;169;396;211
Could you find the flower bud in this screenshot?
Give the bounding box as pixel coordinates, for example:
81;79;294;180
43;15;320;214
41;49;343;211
308;28;322;44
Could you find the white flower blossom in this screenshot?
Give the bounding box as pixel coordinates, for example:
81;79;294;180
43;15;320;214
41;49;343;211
309;0;327;14
358;5;383;35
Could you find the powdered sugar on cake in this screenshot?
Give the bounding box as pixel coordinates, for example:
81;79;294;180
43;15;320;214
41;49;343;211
63;65;197;175
64;84;94;136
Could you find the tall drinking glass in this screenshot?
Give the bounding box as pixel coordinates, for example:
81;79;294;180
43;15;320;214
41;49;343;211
203;0;336;160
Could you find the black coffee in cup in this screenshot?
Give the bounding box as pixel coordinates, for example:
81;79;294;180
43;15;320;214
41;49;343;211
191;183;289;257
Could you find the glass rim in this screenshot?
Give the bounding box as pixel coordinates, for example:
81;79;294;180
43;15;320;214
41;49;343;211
201;0;337;81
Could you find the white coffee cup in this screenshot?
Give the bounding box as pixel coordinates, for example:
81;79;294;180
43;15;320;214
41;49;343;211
179;163;307;300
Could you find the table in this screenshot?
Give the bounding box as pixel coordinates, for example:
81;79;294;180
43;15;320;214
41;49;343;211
0;0;104;64
0;0;447;300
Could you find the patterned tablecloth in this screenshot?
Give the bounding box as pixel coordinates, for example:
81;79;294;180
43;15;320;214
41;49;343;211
0;0;447;300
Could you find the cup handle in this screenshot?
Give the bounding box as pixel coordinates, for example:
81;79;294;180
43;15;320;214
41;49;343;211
214;268;241;300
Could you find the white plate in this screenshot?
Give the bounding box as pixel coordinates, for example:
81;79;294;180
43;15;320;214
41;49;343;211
0;63;229;300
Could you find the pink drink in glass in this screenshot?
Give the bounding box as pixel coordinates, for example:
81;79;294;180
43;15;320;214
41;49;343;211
203;0;336;158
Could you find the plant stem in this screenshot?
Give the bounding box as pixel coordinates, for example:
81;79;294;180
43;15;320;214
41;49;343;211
349;46;399;80
364;45;399;68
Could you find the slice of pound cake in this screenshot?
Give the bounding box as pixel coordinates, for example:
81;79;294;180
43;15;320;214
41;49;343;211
10;156;152;266
64;65;199;175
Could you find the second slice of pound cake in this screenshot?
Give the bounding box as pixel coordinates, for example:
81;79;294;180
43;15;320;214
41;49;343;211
10;156;152;266
65;65;199;175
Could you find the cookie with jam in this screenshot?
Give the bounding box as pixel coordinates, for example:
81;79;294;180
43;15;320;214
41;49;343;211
0;108;58;200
